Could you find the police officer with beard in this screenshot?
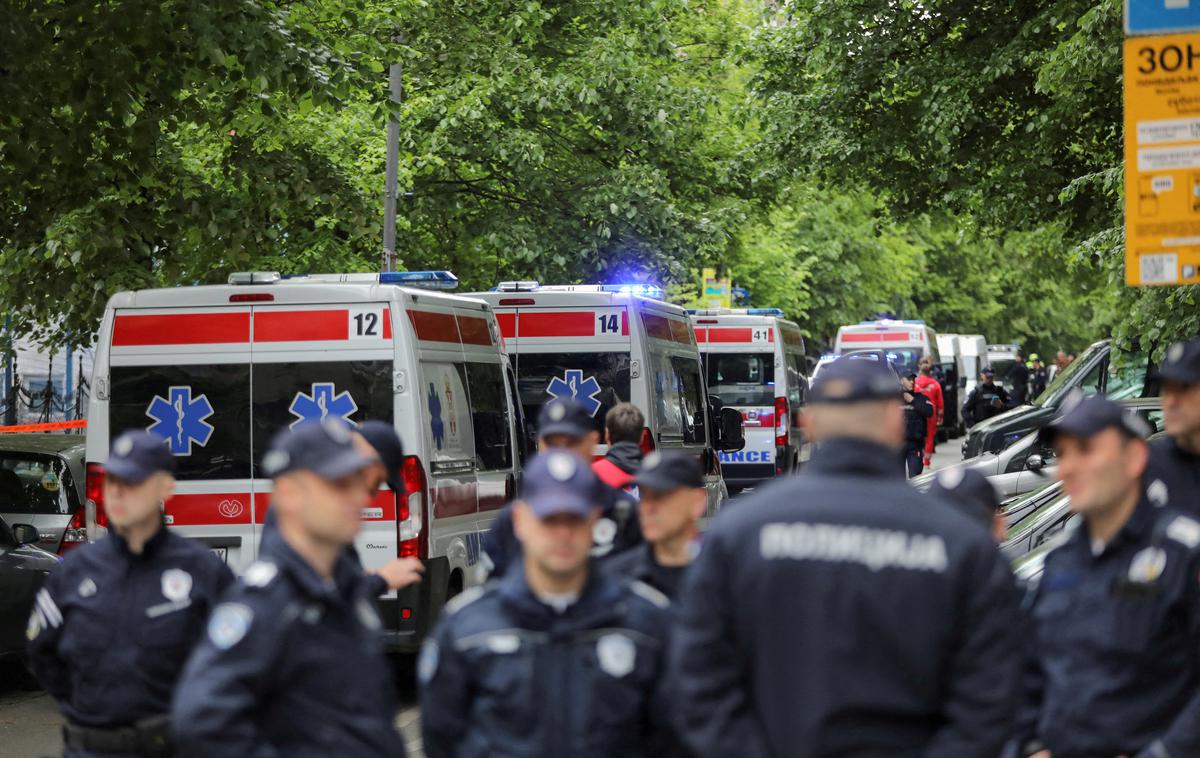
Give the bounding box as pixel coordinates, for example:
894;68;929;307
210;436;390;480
27;431;233;757
671;357;1022;758
1143;338;1200;517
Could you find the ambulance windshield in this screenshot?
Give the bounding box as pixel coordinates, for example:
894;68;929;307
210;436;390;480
704;353;775;408
515;352;632;434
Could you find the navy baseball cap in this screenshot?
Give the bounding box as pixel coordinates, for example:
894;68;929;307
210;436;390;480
538;397;594;439
519;451;598;519
810;356;902;405
262;419;378;480
358;420;404;490
1156;338;1200;384
633;450;704;491
929;468;1000;527
107;430;177;483
981;367;996;378
1037;393;1151;446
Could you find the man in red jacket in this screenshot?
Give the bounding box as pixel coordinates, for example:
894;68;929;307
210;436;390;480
915;356;944;467
592;402;647;490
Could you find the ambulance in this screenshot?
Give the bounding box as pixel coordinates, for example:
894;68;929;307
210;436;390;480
84;271;523;650
689;308;809;494
468;282;745;516
833;319;941;375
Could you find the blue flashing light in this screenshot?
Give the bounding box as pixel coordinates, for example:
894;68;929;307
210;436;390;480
600;283;665;299
380;270;459;290
746;308;785;317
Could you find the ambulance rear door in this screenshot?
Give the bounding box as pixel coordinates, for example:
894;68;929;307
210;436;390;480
499;298;634;454
248;299;399;575
104;305;257;572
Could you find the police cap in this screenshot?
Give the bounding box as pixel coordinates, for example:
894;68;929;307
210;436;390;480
519;451;598;519
633;450;704;491
107;430;177;483
538;397;594;440
928;467;1000;528
1155;338;1200;385
262;419;378;481
1037;392;1151;446
809;356;902;405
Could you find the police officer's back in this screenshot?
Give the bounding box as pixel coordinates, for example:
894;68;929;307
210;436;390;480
482;397;641;578
1143;338;1200;517
171;420;405;757
27;431;233;757
421;451;676;757
671;357;1022;758
1017;395;1200;758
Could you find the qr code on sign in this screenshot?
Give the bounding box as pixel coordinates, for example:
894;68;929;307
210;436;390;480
1140;253;1178;285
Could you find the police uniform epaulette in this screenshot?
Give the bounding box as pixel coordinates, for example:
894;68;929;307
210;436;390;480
241;561;280;589
1164;514;1200;550
444;585;487;615
628;579;670;610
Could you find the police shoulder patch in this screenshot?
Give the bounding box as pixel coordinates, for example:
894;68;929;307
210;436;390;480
1166;516;1200;549
417;640;439;684
207;603;254;650
628;580;669;609
444;585;487;616
242;561;279;588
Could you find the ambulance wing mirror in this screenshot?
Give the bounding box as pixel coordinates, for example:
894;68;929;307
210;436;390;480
716;407;745;453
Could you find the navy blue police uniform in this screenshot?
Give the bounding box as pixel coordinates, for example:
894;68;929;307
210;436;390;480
421;451;675;758
963;369;1010;427
26;431;234;757
482;398;641;579
671;357;1022;758
903;374;934;477
1016;396;1200;758
928;467;1002;531
1143;338;1200;518
604;450;705;601
171;420;405;758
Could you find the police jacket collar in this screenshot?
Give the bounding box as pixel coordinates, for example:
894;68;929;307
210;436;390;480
265;536;354;605
498;561;623;631
806;438;904;480
1068;492;1155;560
107;517;170;559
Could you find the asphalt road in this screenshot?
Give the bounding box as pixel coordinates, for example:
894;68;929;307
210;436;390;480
0;434;965;757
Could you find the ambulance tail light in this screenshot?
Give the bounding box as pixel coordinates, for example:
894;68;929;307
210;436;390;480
639;427;655;455
66;463;109;553
398;456;428;559
775;397;789;449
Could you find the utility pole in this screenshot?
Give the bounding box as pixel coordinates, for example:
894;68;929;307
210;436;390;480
382;38;404;273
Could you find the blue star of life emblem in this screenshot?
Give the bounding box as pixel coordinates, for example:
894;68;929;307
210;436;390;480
546;370;603;416
289;382;359;428
146;386;216;456
428;383;445;450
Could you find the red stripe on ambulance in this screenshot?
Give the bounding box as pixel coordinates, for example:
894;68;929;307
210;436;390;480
515;311;596;338
255;309;348;342
408;310;460;343
457;315;493;346
496;313;517;339
841;332;912;343
112;312;250;346
165;493;254;526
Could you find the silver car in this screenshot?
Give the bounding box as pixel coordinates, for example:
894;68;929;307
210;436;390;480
0;434;87;554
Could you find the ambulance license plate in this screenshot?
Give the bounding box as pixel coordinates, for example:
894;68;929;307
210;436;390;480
210;547;228;563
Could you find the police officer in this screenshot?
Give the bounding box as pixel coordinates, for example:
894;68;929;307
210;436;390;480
171;420;405;757
1016;394;1200;758
482;397;641;578
1008;349;1030;406
604;450;705;600
420;451;676;757
671;357;1022;758
1029;354;1049;400
902;372;934;477
928;467;1005;543
27;430;234;757
1143;337;1200;517
963;367;1010;428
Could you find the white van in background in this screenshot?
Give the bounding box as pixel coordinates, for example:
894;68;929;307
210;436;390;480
689;308;809;494
85;270;522;650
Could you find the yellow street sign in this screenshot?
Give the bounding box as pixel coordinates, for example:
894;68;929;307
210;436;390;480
1124;32;1200;286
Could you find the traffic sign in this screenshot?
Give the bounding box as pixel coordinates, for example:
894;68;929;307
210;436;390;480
1123;32;1200;286
1127;1;1200;36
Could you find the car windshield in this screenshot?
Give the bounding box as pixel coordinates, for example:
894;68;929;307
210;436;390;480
1035;341;1108;408
0;452;79;515
704;352;775;407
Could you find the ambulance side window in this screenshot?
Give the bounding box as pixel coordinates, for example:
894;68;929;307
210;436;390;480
464;363;513;472
650;353;707;445
109;364;252;481
788;353;806;409
420;362;476;465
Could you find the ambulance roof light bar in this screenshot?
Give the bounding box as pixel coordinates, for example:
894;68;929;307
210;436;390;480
858;318;925;326
276;271;459;290
495;281;541;292
687;307;785;317
228;272;282;285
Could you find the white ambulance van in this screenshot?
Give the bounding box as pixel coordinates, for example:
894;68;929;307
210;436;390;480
689;308;809;494
468;282;745;517
834;320;941;375
85;271;522;650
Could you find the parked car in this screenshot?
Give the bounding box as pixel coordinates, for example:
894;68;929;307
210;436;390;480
961;339;1155;458
1000;486;1075;562
0;514;59;661
0;434;87;555
919;397;1163;500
